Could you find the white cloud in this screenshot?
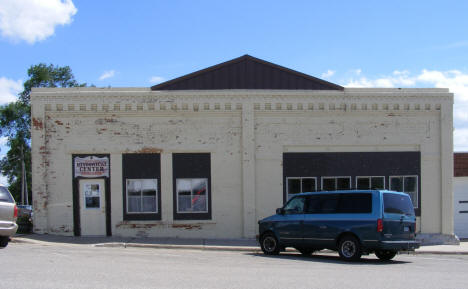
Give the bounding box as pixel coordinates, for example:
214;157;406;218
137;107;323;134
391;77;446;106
99;70;115;81
0;0;77;44
0;77;22;105
345;69;468;151
455;128;468;152
149;76;165;84
0;137;7;146
321;70;335;79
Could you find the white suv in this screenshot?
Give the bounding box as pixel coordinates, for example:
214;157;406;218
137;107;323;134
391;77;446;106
0;185;18;248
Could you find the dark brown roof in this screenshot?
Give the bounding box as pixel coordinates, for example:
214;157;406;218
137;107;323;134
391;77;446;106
151;55;343;91
455;153;468;177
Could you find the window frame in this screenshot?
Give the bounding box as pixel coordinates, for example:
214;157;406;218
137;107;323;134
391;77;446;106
321;176;351;191
286;177;317;200
176;178;209;214
122;153;161;221
389;175;419;208
172;153;212;220
355;176;386;190
126;178;159;214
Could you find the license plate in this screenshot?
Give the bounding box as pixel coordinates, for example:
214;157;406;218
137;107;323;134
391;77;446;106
404;226;410;232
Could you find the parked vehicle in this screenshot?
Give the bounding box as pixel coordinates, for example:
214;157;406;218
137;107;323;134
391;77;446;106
17;205;33;233
17;205;33;218
258;190;420;261
0;184;18;248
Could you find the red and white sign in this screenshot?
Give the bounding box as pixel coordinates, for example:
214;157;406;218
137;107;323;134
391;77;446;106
74;156;109;178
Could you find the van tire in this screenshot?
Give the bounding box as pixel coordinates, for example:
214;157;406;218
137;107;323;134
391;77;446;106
375;250;397;261
338;235;362;261
0;237;9;248
260;232;280;255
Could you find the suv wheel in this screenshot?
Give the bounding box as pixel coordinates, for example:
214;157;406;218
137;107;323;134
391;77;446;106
338;235;362;261
0;236;9;248
260;232;280;255
375;250;397;261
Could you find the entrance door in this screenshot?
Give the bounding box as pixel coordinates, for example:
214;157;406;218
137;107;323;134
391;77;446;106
79;179;106;236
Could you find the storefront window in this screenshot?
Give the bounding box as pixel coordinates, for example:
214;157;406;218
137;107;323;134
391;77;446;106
126;179;158;213
321;177;351;191
176;178;208;213
286;177;317;200
390;176;418;208
356;176;385;190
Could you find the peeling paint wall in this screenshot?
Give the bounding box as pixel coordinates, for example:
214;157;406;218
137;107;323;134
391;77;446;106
31;88;454;238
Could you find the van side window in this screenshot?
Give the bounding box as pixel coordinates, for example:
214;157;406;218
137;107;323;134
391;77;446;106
305;194;339;214
337;193;372;213
283;196;305;214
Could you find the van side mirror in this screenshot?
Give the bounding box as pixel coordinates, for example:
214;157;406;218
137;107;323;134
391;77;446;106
276;208;284;215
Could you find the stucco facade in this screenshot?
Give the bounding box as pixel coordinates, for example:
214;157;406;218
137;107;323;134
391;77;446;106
31;87;455;240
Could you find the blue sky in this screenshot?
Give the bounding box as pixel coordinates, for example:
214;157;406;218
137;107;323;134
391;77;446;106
1;0;468;183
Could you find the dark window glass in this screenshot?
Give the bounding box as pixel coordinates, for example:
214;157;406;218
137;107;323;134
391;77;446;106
283;196;305;214
404;177;418;207
302;178;316;192
336;178;350;190
383;193;414;215
287;178;301;199
320;194;339;213
371;177;385;189
357;178;370;189
390;177;403;191
305;196;321;213
322;178;335;191
337;193;372;213
0;187;14;203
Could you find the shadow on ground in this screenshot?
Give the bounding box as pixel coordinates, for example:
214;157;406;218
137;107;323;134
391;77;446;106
248;251;412;265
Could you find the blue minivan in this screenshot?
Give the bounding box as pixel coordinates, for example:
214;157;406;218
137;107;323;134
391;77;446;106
258;190;420;261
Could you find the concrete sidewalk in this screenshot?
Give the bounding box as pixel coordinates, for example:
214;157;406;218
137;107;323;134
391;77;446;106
11;234;468;255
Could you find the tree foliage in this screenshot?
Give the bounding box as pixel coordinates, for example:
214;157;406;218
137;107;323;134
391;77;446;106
0;63;85;202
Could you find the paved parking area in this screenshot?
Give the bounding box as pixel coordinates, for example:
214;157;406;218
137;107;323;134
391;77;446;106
1;241;468;289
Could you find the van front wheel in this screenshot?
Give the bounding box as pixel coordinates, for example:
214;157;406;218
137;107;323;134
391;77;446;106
260;232;280;255
375;250;397;261
338;236;362;261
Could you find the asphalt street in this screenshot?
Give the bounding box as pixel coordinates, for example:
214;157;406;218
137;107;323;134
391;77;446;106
1;242;467;289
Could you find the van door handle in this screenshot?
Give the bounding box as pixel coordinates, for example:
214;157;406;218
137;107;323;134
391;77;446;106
319;225;327;229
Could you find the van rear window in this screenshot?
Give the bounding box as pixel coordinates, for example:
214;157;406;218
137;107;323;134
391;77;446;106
0;186;14;203
383;193;414;215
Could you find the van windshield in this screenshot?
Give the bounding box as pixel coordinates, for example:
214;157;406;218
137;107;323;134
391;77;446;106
383;193;414;215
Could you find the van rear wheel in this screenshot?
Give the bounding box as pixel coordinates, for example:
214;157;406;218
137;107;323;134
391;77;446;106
260;232;280;255
338;235;362;261
375;250;397;261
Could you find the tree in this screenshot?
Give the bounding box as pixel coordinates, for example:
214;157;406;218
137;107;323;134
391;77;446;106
0;64;86;202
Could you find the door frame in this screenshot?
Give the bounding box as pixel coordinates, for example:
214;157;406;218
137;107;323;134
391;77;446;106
72;154;111;236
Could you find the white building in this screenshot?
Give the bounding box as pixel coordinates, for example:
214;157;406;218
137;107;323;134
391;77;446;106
31;55;457;243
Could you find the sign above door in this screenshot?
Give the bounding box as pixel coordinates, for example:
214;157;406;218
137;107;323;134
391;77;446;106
74;156;109;178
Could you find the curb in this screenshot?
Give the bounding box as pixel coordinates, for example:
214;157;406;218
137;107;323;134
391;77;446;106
94;242;262;252
11;237;468;255
412;250;468;255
